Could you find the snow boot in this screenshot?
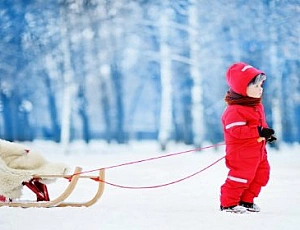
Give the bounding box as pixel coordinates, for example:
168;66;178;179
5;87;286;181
239;201;260;212
220;205;247;214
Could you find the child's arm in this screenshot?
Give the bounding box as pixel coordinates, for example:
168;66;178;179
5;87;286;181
223;110;260;139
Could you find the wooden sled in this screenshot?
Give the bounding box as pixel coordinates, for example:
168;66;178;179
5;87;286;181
0;166;105;208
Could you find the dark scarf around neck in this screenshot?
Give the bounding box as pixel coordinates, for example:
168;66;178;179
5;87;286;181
225;89;261;106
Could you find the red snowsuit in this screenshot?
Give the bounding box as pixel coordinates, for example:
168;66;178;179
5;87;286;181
220;103;270;207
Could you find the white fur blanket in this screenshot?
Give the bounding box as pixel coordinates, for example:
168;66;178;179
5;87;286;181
0;140;68;199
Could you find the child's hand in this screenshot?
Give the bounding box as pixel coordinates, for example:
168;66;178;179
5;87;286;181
267;135;277;143
258;127;275;139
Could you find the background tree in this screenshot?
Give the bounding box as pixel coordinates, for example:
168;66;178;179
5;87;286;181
0;0;298;149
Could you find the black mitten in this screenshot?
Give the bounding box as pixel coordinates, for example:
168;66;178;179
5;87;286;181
267;135;277;143
258;127;275;139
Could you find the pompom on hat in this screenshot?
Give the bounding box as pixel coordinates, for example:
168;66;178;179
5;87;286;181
226;62;265;96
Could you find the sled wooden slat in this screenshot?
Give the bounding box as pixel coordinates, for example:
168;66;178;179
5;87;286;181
58;168;105;207
33;174;99;179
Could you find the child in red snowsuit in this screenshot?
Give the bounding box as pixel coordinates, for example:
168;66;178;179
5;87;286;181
220;62;276;213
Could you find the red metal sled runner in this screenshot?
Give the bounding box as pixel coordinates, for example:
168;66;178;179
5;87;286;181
0;166;105;208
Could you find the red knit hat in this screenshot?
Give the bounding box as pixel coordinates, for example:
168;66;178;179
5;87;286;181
226;62;265;96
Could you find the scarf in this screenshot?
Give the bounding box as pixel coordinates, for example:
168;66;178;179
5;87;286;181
225;89;261;106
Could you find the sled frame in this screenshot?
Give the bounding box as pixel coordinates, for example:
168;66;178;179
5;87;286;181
0;166;105;208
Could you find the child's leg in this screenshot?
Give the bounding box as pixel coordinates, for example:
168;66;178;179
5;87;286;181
240;157;270;203
220;157;259;207
220;179;247;207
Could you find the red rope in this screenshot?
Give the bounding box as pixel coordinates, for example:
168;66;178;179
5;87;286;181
71;142;226;189
77;142;225;174
97;155;225;189
68;139;262;189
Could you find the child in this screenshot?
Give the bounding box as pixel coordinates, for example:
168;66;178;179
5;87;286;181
220;62;276;213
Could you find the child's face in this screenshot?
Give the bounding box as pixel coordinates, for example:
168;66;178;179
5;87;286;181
246;81;264;98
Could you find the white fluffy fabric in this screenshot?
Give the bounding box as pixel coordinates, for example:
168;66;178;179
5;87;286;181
0;140;68;199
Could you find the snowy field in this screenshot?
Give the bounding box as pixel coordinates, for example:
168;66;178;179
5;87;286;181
1;140;300;230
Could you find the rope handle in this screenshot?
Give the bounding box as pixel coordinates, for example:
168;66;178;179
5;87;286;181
257;137;265;142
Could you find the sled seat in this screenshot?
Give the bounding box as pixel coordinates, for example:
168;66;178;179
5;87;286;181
0;166;105;208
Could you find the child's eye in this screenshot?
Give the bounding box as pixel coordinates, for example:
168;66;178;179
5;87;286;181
255;82;264;88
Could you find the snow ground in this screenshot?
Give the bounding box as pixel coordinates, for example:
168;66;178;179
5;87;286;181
1;141;300;230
